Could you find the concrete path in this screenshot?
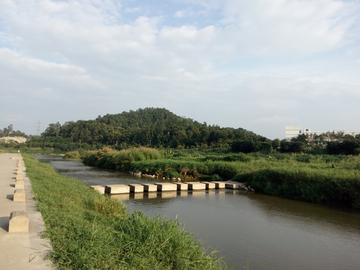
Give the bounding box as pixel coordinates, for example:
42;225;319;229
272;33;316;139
0;153;54;269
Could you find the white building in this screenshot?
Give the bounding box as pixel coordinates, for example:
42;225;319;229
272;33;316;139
303;128;360;137
285;126;360;139
285;125;302;139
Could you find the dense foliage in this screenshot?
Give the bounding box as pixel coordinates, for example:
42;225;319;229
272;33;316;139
29;108;267;151
0;124;27;138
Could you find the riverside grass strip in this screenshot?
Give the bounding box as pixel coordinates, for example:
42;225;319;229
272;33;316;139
23;155;226;270
81;148;360;209
235;167;360;208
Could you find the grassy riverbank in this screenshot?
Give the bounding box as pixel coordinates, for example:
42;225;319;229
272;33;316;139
23;154;226;269
80;148;360;208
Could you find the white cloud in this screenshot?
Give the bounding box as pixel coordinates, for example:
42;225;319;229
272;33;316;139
0;0;359;139
221;0;358;55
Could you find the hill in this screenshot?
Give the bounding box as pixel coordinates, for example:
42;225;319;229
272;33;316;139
36;108;268;150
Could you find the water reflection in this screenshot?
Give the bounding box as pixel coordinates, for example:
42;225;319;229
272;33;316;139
33;155;360;270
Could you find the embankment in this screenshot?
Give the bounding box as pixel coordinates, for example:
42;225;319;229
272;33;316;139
23;154;226;269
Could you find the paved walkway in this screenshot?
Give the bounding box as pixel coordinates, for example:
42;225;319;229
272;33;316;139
0;153;54;269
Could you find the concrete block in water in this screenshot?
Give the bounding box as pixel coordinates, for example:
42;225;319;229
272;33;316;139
201;182;216;189
91;185;105;194
15;180;24;189
211;181;226;189
129;184;144;193
155;183;177;191
8;211;29;233
13;189;26;201
225;183;240;189
176;183;188;191
187;182;206;190
143;184;157;192
105;184;130;195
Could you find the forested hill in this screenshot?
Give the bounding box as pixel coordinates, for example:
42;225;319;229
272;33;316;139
40;108;268;149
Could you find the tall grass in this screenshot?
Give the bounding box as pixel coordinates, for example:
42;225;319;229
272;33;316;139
80;148;360;208
234;167;360;208
83;147;162;171
24;154;225;269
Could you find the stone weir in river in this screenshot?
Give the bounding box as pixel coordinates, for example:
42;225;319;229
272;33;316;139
91;181;254;200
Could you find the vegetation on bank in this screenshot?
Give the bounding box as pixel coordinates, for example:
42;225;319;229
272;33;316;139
23;154;226;270
80;147;360;208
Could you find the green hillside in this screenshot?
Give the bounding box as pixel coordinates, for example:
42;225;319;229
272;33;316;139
36;108;267;150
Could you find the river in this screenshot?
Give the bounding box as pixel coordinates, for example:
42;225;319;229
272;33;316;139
33;155;360;270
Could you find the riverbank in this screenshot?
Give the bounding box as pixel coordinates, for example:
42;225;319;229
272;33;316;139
23;154;226;269
80;148;360;209
0;153;53;269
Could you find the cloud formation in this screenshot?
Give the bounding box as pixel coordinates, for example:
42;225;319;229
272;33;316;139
0;0;359;138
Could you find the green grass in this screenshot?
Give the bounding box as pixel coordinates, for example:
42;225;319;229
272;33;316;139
23;154;226;269
80;148;360;208
0;147;58;155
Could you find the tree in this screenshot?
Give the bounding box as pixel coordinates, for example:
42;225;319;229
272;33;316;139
271;138;280;149
7;124;13;136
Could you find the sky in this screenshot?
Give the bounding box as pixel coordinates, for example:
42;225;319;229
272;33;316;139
1;0;360;139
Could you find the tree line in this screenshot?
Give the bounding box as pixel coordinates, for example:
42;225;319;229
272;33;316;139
0;124;27;138
30;108;268;151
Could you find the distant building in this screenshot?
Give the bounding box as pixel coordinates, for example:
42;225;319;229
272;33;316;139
303;128;360;137
285;126;360;140
285;125;302;140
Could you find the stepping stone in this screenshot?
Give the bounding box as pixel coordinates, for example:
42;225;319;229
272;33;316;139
187;182;206;190
176;183;188;190
129;184;144;193
154;183;177;191
8;211;29;233
211;181;226;189
13;189;26;201
91;185;105;194
105;185;130;194
201;182;216;189
143;184;157;192
225;183;241;189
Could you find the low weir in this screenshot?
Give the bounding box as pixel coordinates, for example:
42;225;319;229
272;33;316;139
91;181;253;198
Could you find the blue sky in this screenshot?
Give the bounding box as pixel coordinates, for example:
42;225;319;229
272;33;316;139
1;0;360;139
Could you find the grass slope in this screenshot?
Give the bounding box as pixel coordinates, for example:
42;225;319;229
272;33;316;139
23;154;226;270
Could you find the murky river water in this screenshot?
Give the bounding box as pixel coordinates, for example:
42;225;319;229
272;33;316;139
33;155;360;270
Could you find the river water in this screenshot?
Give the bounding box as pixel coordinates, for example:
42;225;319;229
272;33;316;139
33;155;360;270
